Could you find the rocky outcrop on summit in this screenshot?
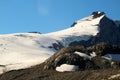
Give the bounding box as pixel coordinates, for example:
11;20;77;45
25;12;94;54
70;12;120;47
92;11;105;18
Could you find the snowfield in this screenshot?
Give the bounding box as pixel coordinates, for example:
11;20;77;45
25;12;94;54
0;13;105;74
0;33;57;73
45;15;104;46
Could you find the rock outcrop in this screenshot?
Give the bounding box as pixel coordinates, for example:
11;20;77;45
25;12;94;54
43;43;120;70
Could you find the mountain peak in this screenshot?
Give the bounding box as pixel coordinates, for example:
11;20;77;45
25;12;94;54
71;11;105;27
91;11;105;18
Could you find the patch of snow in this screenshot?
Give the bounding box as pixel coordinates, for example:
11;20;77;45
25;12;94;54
90;52;96;57
97;12;100;14
108;74;120;79
56;64;79;72
74;51;91;60
103;54;120;62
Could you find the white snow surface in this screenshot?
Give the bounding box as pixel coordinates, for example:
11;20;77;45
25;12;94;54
56;64;79;72
0;33;57;74
0;14;104;74
74;51;96;60
90;52;96;57
74;51;91;60
44;15;104;46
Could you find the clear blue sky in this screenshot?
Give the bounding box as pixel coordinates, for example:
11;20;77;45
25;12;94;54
0;0;120;34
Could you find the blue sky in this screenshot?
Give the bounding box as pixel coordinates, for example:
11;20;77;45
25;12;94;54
0;0;120;34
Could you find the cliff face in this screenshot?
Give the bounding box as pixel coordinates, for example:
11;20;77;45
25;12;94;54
90;16;120;46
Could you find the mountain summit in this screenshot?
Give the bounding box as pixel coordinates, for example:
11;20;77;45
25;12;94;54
91;11;105;18
0;12;119;74
70;11;120;46
71;11;105;27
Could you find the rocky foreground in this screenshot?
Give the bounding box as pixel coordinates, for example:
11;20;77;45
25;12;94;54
0;43;120;80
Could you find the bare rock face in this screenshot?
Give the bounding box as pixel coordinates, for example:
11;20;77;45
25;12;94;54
89;16;120;46
91;56;120;69
87;42;120;56
43;46;99;70
48;41;63;50
92;11;105;18
43;43;120;71
43;46;88;70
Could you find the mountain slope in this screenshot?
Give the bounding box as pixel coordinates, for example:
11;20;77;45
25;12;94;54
0;33;58;73
70;13;120;46
0;43;120;80
44;12;104;46
0;11;119;74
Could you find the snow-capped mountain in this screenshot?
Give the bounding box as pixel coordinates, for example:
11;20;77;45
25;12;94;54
70;12;120;46
0;11;119;74
44;11;104;46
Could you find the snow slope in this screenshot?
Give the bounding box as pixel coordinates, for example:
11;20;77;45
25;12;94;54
44;15;104;46
0;12;104;74
0;33;57;74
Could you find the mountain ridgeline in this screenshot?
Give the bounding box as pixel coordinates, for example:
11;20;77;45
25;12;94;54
70;11;120;47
